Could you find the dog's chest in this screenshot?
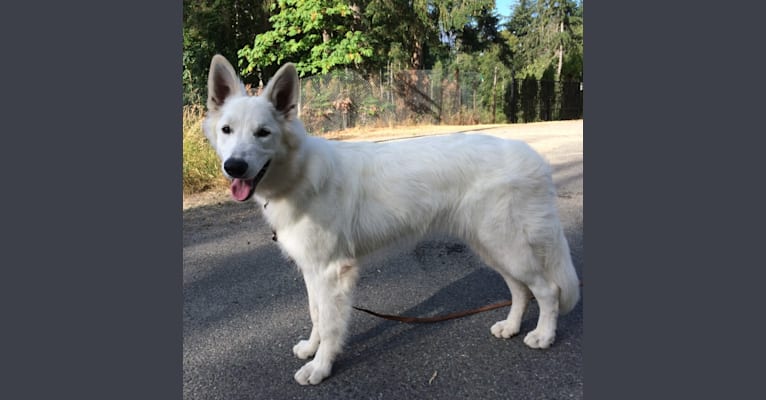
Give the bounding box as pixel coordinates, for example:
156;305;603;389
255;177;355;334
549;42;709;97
261;199;348;265
261;199;285;231
260;200;304;248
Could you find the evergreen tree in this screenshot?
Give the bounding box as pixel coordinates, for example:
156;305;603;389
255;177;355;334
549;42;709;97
503;0;582;80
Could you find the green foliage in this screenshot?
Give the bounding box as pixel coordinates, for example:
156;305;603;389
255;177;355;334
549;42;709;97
520;75;539;122
502;0;582;80
365;0;441;70
446;44;513;123
435;0;495;48
503;67;583;123
183;0;275;105
183;0;583;120
238;0;374;77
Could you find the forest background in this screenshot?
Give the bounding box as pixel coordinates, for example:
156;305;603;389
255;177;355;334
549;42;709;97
184;0;583;126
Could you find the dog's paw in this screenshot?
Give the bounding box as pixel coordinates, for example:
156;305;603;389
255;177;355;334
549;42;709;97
292;339;319;359
294;360;332;385
523;328;555;349
490;320;521;339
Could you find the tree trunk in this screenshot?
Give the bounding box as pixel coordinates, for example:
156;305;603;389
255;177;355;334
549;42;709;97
350;3;361;21
491;65;498;123
556;20;564;80
455;67;461;123
411;37;422;70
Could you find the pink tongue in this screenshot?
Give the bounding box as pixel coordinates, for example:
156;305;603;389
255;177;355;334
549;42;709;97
230;178;254;201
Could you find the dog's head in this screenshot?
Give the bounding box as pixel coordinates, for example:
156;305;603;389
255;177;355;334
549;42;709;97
202;55;302;201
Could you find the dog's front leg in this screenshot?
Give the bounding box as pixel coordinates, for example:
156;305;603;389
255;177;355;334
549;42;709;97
293;277;320;359
294;262;357;385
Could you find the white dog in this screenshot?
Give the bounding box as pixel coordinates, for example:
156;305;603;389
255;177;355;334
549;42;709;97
203;55;580;385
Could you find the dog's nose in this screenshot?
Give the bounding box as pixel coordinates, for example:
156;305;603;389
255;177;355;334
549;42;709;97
223;158;249;178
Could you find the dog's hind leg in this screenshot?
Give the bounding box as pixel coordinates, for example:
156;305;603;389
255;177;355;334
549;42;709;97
491;238;560;349
507;235;561;349
466;234;532;340
472;231;558;348
490;274;531;339
294;261;358;385
521;276;559;349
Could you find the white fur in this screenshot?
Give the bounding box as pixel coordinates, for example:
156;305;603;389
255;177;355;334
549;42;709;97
203;55;580;385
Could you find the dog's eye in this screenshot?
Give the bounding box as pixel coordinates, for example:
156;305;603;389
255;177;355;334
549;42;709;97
255;128;271;137
221;125;231;134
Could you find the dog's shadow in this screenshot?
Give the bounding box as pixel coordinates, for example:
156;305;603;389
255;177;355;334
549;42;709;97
337;232;584;375
340;266;519;369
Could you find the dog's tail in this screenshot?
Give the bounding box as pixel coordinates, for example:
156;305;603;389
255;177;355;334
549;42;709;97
545;228;580;314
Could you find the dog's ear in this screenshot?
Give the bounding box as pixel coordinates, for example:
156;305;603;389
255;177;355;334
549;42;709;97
206;55;246;112
263;63;299;119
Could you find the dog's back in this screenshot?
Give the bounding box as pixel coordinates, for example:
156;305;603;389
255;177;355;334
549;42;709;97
316;134;557;257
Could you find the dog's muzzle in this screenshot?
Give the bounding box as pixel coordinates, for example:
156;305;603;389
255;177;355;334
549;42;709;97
224;158;271;202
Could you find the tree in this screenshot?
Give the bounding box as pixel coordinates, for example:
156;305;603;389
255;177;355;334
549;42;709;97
365;0;441;70
365;0;499;71
539;0;582;80
503;0;534;75
183;0;275;104
458;6;505;54
434;0;494;53
557;0;583;81
502;0;582;80
238;0;374;77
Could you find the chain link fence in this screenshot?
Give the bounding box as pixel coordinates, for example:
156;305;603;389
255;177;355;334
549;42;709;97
248;69;583;134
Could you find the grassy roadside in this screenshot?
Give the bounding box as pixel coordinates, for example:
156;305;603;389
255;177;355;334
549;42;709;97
182;105;228;195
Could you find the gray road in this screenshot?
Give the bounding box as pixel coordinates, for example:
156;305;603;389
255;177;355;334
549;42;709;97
183;123;583;399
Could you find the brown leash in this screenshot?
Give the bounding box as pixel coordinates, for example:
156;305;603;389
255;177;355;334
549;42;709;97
354;280;582;324
352;300;514;324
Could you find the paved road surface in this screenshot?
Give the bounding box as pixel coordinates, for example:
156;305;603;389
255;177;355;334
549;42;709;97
183;121;583;399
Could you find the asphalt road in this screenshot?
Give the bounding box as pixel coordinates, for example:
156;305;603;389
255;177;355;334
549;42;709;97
183;121;583;399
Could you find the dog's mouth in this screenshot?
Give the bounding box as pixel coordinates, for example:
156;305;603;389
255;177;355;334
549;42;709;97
230;159;271;202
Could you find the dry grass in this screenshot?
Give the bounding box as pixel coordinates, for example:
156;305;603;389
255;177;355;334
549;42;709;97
182;105;228;195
